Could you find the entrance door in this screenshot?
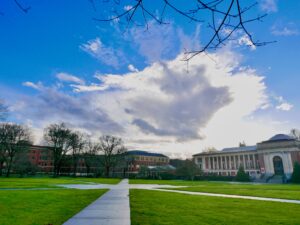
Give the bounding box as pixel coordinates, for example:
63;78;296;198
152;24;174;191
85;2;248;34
273;156;284;175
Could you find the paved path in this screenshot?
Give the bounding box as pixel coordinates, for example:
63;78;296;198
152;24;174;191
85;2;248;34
152;188;300;204
62;179;300;225
63;179;130;225
60;181;300;205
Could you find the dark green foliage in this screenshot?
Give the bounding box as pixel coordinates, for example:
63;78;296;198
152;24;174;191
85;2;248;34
175;159;201;180
235;165;250;182
291;162;300;184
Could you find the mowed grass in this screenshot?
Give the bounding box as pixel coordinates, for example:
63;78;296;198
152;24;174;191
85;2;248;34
0;177;121;189
0;189;107;225
130;189;300;225
130;179;300;200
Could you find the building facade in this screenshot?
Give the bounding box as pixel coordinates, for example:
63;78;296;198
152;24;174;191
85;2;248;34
28;145;54;172
126;150;169;173
193;134;300;180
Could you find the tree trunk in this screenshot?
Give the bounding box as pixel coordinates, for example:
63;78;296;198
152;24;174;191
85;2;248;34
105;166;110;177
0;161;3;176
6;157;13;177
73;160;77;177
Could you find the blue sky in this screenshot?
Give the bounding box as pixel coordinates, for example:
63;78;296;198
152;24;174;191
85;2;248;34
0;0;299;157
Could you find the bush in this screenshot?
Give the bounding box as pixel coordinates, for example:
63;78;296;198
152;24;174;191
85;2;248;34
291;162;300;184
195;175;235;181
235;166;250;182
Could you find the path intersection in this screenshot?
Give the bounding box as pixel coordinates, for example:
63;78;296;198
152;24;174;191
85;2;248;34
61;179;300;225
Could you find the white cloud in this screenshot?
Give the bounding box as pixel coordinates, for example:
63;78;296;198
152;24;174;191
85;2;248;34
276;102;293;111
56;72;84;84
14;49;289;156
128;64;139;72
80;37;126;68
273;95;293;111
127;21;179;62
22;81;43;90
71;84;107;93
271;22;299;36
260;0;278;13
238;35;256;50
124;5;132;11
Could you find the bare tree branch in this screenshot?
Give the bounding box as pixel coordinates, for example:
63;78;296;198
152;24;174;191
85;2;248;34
13;0;31;13
94;0;274;61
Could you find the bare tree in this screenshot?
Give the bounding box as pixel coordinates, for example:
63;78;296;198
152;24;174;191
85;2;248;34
44;123;72;176
83;137;100;175
98;135;127;177
69;131;86;176
0;123;32;177
290;129;300;140
10;1;272;59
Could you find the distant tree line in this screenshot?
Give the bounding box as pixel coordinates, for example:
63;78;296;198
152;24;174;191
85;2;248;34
0;121;127;177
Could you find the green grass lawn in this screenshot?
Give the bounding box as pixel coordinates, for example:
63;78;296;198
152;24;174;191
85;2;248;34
130;189;300;225
130;179;300;200
0;189;107;225
0;177;121;189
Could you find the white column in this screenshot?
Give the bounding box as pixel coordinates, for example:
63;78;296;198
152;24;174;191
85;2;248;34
225;156;228;170
233;155;236;170
243;155;246;169
229;156;232;170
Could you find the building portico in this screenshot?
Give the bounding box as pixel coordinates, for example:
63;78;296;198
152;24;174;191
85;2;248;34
193;134;300;181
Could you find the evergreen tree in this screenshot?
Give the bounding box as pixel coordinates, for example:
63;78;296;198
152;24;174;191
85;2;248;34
235;165;250;182
291;162;300;184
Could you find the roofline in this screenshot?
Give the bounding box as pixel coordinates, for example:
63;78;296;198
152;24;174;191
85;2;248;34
127;150;168;157
193;149;258;157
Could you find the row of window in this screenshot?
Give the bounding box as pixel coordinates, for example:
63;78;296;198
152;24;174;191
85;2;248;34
197;154;259;170
135;156;168;162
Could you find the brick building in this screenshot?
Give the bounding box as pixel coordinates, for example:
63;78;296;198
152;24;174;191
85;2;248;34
126;150;169;173
27;145;54;173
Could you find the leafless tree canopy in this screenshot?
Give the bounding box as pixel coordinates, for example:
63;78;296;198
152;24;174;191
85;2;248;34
93;0;273;60
0;123;32;177
69;131;86;175
44;123;72;176
11;0;272;60
290;129;300;140
98;135;127;176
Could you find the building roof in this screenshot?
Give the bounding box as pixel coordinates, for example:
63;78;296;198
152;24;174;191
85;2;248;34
221;145;257;153
265;134;295;142
193;145;257;156
127;150;168;158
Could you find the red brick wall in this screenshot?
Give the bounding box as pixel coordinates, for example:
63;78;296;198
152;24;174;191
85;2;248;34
291;151;300;165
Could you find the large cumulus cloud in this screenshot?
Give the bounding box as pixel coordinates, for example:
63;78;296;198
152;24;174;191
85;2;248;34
11;49;281;156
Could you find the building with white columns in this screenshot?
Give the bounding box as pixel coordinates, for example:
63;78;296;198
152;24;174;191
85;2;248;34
193;134;300;180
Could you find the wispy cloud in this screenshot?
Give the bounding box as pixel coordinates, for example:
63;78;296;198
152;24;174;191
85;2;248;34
80;37;126;68
276;102;293;111
271;22;299;36
260;0;278;13
22;81;44;90
274;96;293;111
56;72;85;84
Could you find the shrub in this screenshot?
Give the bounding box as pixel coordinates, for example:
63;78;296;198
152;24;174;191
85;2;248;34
291;162;300;184
235;166;250;182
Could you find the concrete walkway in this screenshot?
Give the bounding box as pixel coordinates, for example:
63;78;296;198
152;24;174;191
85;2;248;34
152;188;300;204
63;179;130;225
60;181;300;205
